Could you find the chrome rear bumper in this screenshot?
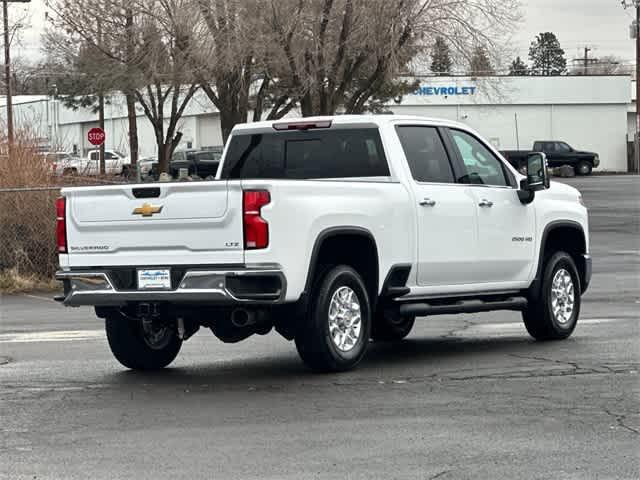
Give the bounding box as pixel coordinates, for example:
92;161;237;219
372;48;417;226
55;268;286;307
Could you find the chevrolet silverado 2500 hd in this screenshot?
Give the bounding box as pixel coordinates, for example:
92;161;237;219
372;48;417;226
55;115;591;372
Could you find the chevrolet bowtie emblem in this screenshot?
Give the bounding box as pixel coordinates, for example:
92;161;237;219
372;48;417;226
132;203;163;217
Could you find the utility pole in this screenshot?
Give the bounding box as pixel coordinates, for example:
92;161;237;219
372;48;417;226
583;47;592;75
2;0;30;153
3;0;13;149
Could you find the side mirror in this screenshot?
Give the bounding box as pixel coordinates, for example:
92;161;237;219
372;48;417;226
526;152;549;190
518;152;549;204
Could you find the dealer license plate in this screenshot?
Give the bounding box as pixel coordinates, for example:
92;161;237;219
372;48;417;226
137;269;171;290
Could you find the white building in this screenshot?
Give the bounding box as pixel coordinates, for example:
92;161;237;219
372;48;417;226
391;75;630;172
0;90;224;158
0;75;631;171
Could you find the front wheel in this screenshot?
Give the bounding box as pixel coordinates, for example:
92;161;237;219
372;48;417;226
575;161;593;176
523;251;581;341
295;265;371;372
105;313;182;370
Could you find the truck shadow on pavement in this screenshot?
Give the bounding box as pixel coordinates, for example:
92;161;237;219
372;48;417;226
103;336;551;388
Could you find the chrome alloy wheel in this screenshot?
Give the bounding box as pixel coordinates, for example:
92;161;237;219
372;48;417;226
550;269;575;325
328;286;362;352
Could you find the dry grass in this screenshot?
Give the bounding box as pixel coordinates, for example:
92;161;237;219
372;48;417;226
0;130;61;292
0;268;60;294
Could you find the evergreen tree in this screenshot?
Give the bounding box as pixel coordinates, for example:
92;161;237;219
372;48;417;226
468;45;494;76
509;56;528;75
528;32;566;75
430;36;452;76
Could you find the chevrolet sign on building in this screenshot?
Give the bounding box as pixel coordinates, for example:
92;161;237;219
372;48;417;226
413;85;477;96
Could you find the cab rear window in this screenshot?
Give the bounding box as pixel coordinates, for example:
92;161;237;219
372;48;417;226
221;128;390;179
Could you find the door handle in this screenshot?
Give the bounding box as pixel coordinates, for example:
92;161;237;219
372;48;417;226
478;199;494;208
419;198;436;207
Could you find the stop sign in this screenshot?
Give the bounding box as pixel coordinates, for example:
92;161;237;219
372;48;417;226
88;127;106;146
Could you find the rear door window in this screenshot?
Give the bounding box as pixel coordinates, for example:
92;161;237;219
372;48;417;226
221;128;390;179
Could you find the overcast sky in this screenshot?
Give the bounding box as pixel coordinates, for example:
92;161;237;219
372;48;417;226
7;0;637;70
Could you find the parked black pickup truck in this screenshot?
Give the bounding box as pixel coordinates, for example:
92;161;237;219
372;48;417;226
501;141;600;175
170;147;224;179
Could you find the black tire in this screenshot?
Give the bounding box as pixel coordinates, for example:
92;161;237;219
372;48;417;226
295;265;371;372
105;313;182;370
523;251;581;341
371;309;415;341
63;168;77;176
575;161;592;176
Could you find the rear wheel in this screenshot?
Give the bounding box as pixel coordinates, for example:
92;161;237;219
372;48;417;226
575;161;593;176
105;312;182;370
523;251;581;340
295;265;371;372
371;309;415;341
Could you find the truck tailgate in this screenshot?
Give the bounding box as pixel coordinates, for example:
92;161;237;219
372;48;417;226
63;181;244;267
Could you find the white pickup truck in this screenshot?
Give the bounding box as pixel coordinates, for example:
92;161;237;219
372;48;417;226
56;150;130;176
55;115;591;372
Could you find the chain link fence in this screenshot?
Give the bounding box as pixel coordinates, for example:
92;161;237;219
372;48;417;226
0;180;135;291
0;131;141;290
0;186;61;282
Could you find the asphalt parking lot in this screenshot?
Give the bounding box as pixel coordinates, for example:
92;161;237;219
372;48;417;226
1;175;638;480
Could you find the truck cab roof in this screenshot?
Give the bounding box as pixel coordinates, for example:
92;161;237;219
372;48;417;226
231;114;470;133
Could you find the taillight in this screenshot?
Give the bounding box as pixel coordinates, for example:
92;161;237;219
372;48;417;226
243;190;270;249
56;197;67;253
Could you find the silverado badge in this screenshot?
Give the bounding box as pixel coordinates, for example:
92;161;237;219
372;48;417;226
132;203;163;217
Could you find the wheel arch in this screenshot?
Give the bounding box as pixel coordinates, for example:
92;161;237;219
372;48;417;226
302;226;380;310
530;220;589;297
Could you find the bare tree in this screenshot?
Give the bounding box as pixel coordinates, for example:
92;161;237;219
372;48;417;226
264;0;519;116
187;0;294;142
9;58;50;95
132;0;200;172
46;0;203;172
45;1;144;168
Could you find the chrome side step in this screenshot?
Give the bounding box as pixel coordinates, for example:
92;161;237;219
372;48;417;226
398;297;527;317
